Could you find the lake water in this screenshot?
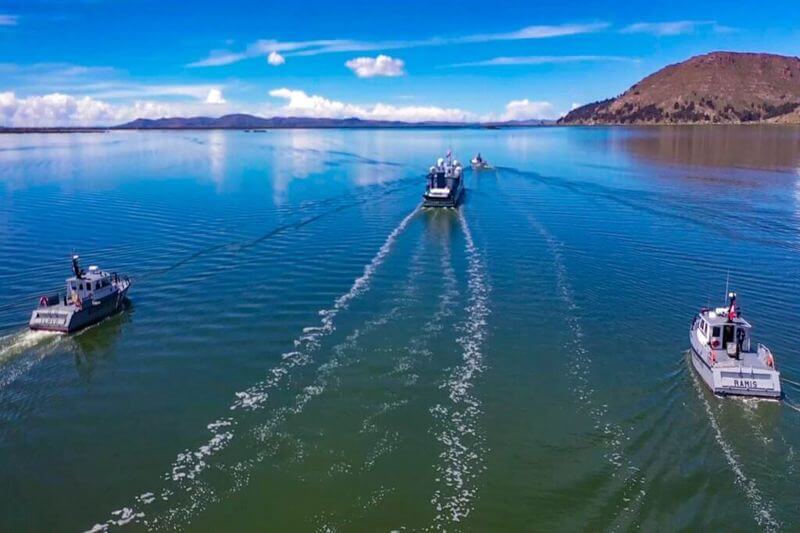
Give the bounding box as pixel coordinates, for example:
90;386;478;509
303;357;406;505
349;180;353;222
1;126;799;531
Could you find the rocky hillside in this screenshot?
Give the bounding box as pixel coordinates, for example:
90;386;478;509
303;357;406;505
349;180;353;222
559;52;800;124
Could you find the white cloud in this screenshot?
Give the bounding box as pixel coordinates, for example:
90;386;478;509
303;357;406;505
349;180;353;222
1;88;566;127
570;102;582;110
188;22;608;67
444;54;638;68
500;98;559;121
0;91;174;127
620;20;724;36
268;87;472;122
267;51;285;66
345;55;405;78
0;14;18;26
205;88;226;104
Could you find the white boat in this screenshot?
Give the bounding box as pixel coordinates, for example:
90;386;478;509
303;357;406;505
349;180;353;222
423;153;464;208
689;292;781;399
470;153;491;170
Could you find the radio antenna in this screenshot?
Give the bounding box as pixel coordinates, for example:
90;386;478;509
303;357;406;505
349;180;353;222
724;270;730;303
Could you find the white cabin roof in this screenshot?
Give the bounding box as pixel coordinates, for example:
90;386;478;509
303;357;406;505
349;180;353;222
698;307;752;328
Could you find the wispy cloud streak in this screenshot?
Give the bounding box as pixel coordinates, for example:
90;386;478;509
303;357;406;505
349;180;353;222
188;22;609;67
443;54;638;68
620;20;732;36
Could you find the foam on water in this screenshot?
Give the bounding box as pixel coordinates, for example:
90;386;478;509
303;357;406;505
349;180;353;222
0;329;62;389
691;369;780;531
0;329;60;364
88;206;419;531
430;210;490;528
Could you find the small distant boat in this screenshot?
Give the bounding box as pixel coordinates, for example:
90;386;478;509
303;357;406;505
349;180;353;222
689;291;781;399
470;153;491;170
29;255;132;333
423;152;464;208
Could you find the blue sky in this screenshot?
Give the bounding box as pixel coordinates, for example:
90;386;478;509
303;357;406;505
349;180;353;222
1;0;799;125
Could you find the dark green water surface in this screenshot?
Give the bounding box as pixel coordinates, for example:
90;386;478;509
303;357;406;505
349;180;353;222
1;127;799;531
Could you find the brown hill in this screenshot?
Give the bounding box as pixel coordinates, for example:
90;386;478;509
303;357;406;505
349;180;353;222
559;52;800;125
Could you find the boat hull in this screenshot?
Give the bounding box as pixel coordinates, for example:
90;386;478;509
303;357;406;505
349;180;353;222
689;332;781;399
30;284;130;334
422;186;464;208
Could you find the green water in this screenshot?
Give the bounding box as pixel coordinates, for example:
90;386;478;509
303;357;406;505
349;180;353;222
1;127;799;531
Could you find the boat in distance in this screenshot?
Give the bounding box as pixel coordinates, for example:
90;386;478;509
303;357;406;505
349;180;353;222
470;153;491;170
423;152;464;208
689;291;781;399
29;255;132;333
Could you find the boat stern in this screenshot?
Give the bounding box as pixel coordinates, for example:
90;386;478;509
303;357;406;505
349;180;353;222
29;305;73;333
711;366;782;399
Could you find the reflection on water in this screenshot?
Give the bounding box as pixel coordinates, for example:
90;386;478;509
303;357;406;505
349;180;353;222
71;309;130;381
208;130;227;188
420;207;459;240
269;130;331;205
613;125;800;171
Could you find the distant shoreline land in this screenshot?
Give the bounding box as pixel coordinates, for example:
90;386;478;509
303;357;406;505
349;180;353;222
0;117;552;134
559;51;800;125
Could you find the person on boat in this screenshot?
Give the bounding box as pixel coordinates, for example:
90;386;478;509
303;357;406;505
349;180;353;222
475;153;482;163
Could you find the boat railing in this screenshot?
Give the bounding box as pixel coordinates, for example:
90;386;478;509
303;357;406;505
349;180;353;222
757;343;775;368
38;293;61;308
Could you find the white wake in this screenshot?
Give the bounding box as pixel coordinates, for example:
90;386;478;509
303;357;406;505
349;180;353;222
86;206;419;532
430;210;490;528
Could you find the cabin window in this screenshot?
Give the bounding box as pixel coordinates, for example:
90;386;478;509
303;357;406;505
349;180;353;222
79;283;84;290
96;282;101;290
712;326;720;338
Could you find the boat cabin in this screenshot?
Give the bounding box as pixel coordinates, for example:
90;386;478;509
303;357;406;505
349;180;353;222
67;265;116;303
693;308;752;357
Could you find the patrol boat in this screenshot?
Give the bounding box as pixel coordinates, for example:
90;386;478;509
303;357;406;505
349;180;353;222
470;153;491;170
689;292;781;399
29;255;132;333
423;152;464;208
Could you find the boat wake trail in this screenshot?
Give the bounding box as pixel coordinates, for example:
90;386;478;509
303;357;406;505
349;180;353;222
141;182;413;281
390;228;459;391
690;364;780;531
86;206;420;532
310;234;458;532
429;210;490;529
0;330;62;389
520;211;646;522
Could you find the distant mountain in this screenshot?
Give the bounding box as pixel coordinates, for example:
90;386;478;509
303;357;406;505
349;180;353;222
559;52;800;125
115;114;556;130
117;114;473;129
